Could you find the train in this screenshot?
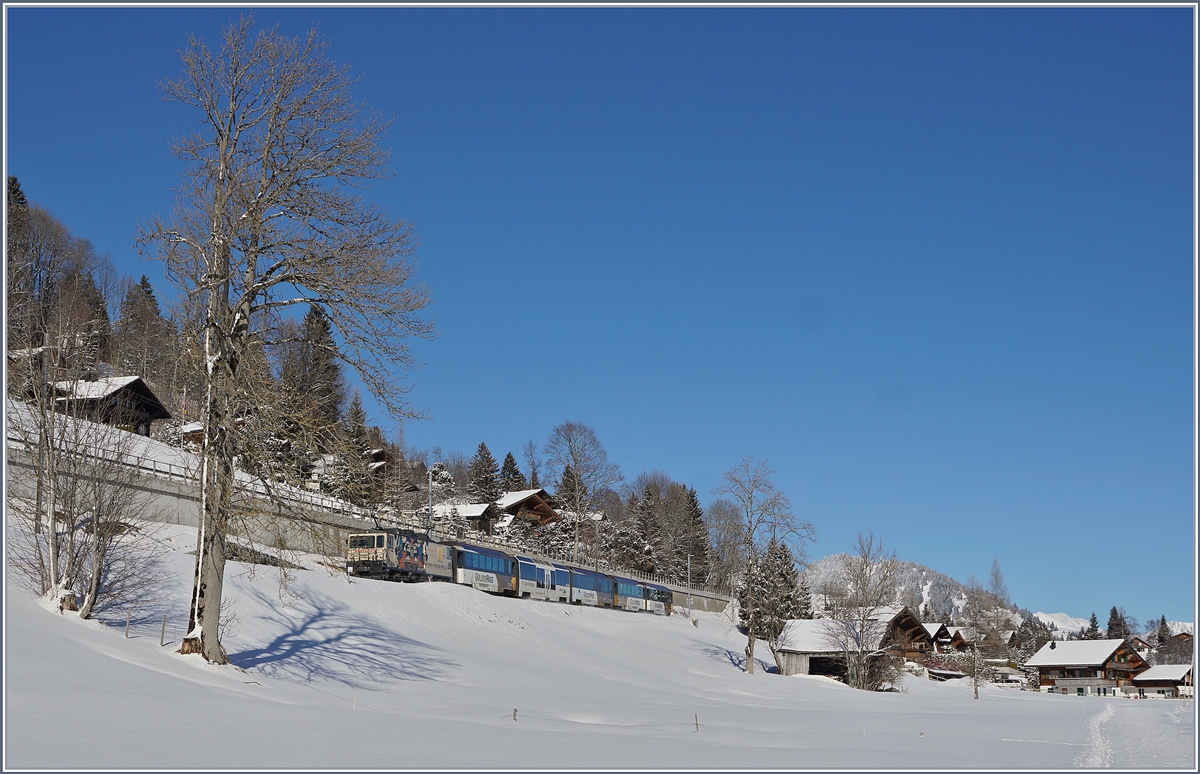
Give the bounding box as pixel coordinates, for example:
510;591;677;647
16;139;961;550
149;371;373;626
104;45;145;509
346;528;674;615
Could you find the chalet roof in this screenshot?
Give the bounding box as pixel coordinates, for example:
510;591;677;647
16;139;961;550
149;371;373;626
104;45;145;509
1131;665;1192;684
432;503;496;520
923;623;950;639
180;421;204;434
1025;639;1127;668
497;489;548;509
53;375;141;399
778;618;886;653
52;376;171;422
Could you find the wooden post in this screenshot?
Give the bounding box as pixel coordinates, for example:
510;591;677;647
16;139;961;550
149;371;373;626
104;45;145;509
160;615;166;646
513;708;518;721
695;714;699;732
125;609;131;638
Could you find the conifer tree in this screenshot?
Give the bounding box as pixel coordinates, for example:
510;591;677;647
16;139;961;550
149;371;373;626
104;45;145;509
1106;606;1129;640
499;451;527;492
1156;615;1171;648
116;276;173;382
796;573;814;620
1084;612;1102;640
682;486;712;584
467;442;502;505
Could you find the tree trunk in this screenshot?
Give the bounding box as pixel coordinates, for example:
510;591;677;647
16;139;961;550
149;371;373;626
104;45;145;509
745;629;756;674
77;533;104;619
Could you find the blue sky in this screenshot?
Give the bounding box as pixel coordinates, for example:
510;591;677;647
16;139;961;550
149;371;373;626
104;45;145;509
5;6;1194;625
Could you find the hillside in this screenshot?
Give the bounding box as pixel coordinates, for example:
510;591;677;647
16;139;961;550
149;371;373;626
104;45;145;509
5;523;1195;770
805;554;971;620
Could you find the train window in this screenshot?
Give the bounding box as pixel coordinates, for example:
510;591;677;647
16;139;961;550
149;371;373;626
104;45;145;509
348;536;375;549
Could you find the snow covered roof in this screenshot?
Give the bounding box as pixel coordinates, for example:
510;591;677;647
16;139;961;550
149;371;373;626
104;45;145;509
1024;639;1127;667
778;618;885;653
923;623;949;639
180;421;203;434
497;489;547;509
1131;665;1192;684
431;503;495;520
52;375;141;399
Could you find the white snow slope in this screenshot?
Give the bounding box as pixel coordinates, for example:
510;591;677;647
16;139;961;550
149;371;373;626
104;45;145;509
6;526;1195;770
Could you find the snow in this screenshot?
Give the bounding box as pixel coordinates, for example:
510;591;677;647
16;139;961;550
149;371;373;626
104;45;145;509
1168;621;1194;636
1035;611;1089;633
1025;639;1126;668
1133;665;1193;683
496;488;546;509
5;523;1195;769
51;375;142;399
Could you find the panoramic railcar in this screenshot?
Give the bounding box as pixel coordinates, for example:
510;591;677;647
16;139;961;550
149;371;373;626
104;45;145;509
548;563;572;603
515;555;556;600
613;577;647;612
646;583;673;615
346;529;428;580
454;543;517;594
569;567;614;607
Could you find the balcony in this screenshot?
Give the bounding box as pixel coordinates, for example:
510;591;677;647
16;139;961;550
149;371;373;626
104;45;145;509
1053;677;1116;688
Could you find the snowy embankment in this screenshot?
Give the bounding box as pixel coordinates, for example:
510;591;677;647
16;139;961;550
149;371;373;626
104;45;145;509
5;525;1195;769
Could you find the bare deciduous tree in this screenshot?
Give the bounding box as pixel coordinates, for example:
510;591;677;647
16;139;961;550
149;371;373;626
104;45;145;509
712;457;815;675
136;17;434;663
544;421;623;563
820;532;902;690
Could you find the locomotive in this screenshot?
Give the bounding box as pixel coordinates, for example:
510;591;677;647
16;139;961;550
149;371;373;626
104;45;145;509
346;528;674;615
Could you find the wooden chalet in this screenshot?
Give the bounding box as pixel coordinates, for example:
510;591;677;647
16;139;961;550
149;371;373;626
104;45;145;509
884;607;935;663
495;489;561;528
922;622;953;654
1025;639;1149;696
51;376;170;436
1130;664;1193;699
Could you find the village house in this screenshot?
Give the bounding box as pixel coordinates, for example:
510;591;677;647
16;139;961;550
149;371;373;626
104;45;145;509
494;489;561;528
1130;664;1193;699
922;622;953;654
50;375;171;436
1025;639;1149;696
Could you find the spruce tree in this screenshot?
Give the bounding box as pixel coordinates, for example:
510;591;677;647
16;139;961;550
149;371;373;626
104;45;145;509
682;486;712;584
796;573;814;619
499;451;528;492
300;305;345;428
1084;612;1101;640
1106;606;1129;640
1156;615;1171;648
116;276;173;381
467;442;502;505
556;465;582;508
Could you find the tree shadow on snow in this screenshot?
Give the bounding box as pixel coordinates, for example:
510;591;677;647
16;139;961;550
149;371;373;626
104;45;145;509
693;641;774;674
228;586;458;689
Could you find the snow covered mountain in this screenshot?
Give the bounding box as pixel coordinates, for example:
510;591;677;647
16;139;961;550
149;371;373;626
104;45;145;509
1034;611;1089;634
804;554;969;620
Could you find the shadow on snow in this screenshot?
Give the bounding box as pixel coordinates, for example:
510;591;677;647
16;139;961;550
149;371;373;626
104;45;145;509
228;586;458;689
693;641;777;674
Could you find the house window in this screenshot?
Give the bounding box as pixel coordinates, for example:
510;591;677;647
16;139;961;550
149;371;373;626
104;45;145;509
1077;687;1085;696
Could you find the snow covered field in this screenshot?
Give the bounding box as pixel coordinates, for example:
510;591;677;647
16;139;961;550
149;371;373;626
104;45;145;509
5;525;1195;770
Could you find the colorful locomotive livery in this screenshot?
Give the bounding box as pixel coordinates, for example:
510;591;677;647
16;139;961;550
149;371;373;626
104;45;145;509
346;529;673;615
